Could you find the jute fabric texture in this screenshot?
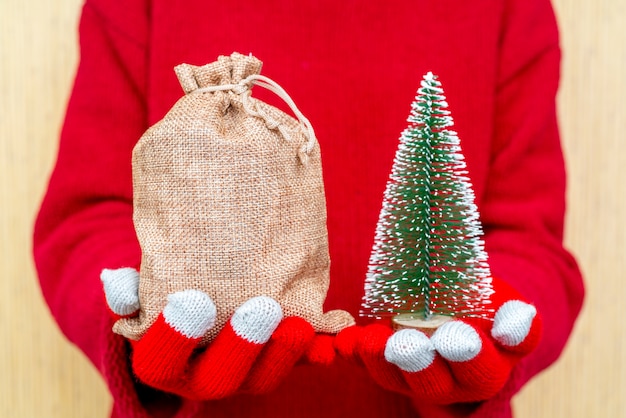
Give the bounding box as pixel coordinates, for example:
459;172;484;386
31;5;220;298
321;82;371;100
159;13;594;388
114;52;355;344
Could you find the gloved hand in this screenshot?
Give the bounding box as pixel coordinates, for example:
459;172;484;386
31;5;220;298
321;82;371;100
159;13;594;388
335;277;541;404
101;267;330;400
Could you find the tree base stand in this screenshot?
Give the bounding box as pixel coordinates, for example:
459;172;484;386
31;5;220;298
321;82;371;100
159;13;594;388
392;314;453;336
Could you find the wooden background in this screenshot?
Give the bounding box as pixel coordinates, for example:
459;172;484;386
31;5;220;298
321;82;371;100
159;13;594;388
1;0;623;416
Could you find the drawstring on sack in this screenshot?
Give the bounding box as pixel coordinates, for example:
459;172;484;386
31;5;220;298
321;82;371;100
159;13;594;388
195;74;316;164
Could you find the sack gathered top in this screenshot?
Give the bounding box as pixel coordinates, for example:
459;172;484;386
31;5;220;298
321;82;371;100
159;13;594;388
113;52;355;344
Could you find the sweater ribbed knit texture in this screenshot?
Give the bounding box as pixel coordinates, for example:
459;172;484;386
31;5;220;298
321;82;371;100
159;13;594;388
33;0;584;416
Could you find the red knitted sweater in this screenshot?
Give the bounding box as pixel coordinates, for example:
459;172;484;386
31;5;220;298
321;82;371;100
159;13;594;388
34;0;584;416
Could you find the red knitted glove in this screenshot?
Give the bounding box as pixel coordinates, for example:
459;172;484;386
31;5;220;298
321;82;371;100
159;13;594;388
101;268;325;399
335;277;541;404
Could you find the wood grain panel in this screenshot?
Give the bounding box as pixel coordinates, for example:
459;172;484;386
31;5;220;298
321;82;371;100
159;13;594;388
514;0;626;416
0;1;111;417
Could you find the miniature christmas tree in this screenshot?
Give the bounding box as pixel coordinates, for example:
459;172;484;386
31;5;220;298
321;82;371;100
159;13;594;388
362;72;493;323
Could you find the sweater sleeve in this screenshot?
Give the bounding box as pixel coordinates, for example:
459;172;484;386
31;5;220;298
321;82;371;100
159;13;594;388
33;1;155;415
477;0;584;409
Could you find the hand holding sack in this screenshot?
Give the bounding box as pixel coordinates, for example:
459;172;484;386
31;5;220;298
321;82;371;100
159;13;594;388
102;269;323;398
101;52;354;398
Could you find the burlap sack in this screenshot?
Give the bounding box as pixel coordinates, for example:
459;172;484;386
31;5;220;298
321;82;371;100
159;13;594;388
114;52;355;344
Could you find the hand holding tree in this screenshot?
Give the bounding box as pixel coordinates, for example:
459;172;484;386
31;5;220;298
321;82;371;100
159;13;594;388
337;73;541;405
